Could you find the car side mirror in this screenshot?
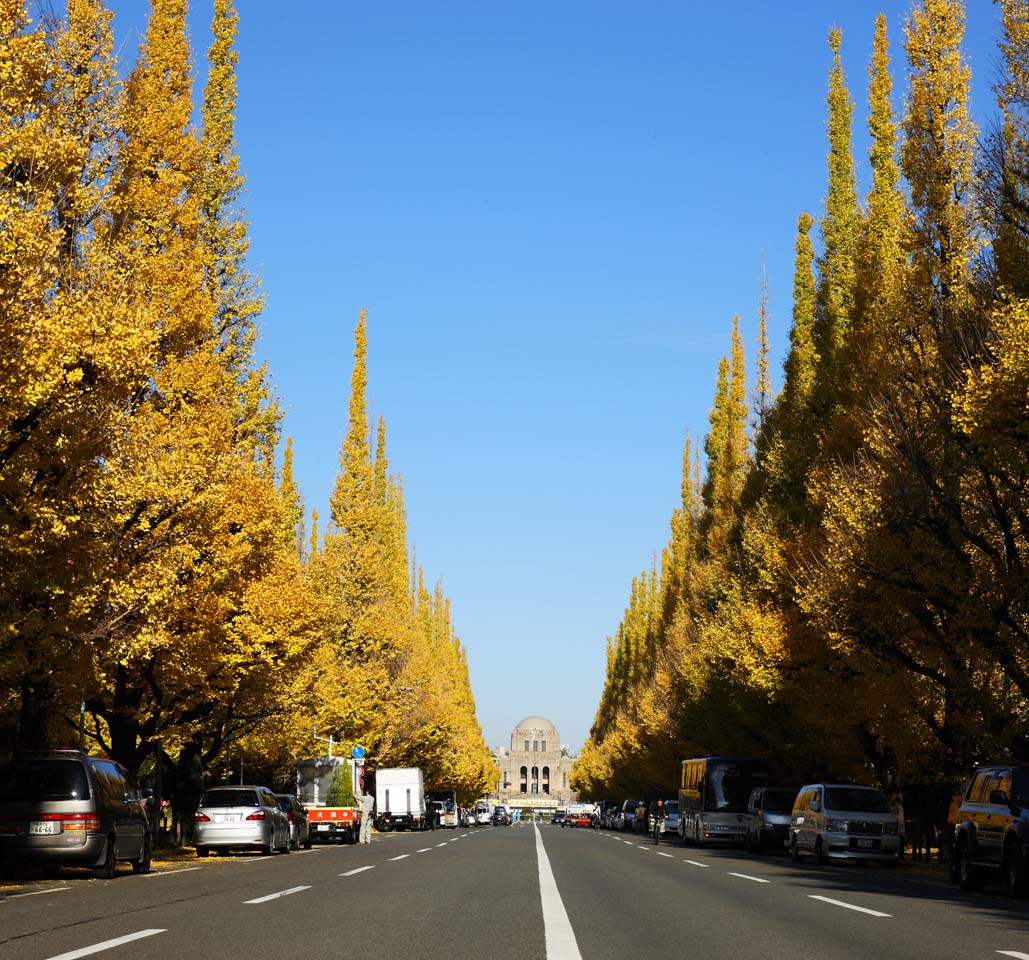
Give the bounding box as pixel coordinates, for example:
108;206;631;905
989;789;1009;805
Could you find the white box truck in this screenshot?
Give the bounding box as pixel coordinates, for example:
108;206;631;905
374;767;426;832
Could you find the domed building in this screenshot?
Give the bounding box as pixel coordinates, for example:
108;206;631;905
491;716;577;807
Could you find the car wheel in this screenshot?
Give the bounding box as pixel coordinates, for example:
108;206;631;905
132;834;152;874
303;837;313;851
94;837;117;879
259;844;272;856
854;858;868;868
1005;840;1027;898
196;845;209;858
881;859;897;869
40;864;61;879
790;835;801;863
815;836;828;865
957;835;986;891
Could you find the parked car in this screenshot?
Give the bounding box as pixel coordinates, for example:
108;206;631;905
551;811;566;826
492;805;511;826
789;783;900;866
275;794;312;851
0;750;151;879
951;763;1029;897
746;786;799;852
564;812;592;828
619;799;639;832
194;785;290;857
474;802;491;825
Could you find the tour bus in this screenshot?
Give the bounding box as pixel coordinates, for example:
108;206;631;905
678;756;772;845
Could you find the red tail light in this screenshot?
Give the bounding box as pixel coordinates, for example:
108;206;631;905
194;813;211;822
245;811;266;821
287;812;294;823
62;815;100;831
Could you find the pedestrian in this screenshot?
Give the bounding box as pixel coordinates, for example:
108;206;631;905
359;789;374;844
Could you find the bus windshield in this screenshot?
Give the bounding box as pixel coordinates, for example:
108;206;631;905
702;760;770;813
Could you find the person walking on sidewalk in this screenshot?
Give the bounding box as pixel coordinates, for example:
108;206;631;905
359;790;374;844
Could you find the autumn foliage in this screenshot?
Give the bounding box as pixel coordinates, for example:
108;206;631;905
575;0;1029;799
0;0;493;809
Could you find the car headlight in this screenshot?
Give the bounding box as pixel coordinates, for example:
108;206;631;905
825;819;848;832
882;822;897;835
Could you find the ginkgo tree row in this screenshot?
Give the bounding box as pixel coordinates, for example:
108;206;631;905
0;0;495;809
574;0;1029;801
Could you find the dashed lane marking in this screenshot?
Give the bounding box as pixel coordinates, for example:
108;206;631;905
997;953;1029;959
436;842;448;847
340;866;374;876
808;894;891;918
417;847;433;853
43;929;166;960
683;860;709;868
728;872;771;884
657;852;674;858
388;855;410;861
244;885;310;904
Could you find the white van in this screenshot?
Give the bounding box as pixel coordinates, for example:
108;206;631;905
789;783;900;866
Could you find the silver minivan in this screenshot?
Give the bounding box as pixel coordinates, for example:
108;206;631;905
789;783;900;866
194;786;290;856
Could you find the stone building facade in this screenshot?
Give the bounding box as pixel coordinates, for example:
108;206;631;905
492;715;577;807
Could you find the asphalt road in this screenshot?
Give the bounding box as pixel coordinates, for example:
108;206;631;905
2;824;1027;960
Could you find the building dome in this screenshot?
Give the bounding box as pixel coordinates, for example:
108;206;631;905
514;716;558;735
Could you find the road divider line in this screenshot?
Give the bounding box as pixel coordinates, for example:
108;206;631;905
997;953;1029;959
728;868;769;884
657;852;674;858
244;885;311;904
44;929;166;960
388;855;410;861
141;867;201;878
3;886;71;900
533;824;583;960
341;866;374;876
436;842;448;847
808;894;891;918
417;847;433;853
623;840;634;845
636;845;651;850
683;860;709;868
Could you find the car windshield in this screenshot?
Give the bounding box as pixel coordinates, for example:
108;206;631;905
276;797;293;811
825;787;891;813
763;789;797;813
0;759;91;802
665;801;678;813
201;789;259;808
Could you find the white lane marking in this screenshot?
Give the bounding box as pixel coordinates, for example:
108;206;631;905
636;844;651;850
341;866;374;876
728;872;771;884
43;929;166;960
534;824;583;960
417;847;433;853
140;867;201;878
997;954;1029;959
623;840;634;845
3;886;71;900
657;852;674;858
388;855;409;861
808;894;891;918
436;842;448;847
244;885;311;904
684;860;709;868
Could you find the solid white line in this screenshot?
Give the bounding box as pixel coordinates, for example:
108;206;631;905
3;886;71;900
534;825;583;960
340;866;374;877
388;855;409;861
657;852;674;858
684;859;709;868
808;895;891;918
728;872;771;884
417;847;433;853
997;953;1029;959
244;885;310;904
140;867;201;878
43;929;166;960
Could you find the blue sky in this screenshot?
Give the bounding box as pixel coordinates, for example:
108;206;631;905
102;1;1001;754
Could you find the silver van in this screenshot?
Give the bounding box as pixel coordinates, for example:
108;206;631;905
0;750;151;878
789;783;900;866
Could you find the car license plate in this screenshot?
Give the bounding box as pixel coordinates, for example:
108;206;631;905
316;823;331;830
29;821;60;835
214;814;236;823
857;838;874;848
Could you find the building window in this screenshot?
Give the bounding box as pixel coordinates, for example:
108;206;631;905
520;765;527;794
524;740;529;752
563;773;567;789
542;740;547;753
543;766;550;794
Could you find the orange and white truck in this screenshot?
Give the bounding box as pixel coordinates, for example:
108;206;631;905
295;757;360;844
